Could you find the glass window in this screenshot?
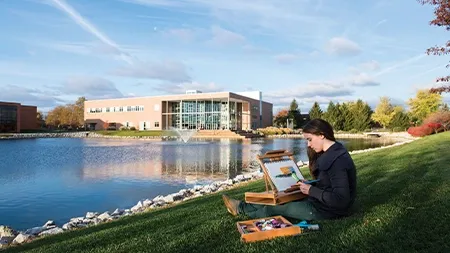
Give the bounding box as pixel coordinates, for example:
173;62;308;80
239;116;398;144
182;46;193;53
0;105;18;132
155;121;160;127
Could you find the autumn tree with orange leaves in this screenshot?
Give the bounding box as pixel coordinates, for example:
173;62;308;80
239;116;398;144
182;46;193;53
419;0;450;93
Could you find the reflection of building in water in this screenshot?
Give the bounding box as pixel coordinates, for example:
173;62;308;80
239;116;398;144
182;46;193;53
81;140;257;184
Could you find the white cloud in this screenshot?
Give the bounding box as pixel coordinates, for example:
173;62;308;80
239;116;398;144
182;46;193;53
49;0;134;64
349;73;380;87
209;26;245;46
164;28;196;42
61;76;124;99
112;60;191;82
326;37;361;56
153;81;224;94
274;54;298;65
265;82;354;107
0;85;64;108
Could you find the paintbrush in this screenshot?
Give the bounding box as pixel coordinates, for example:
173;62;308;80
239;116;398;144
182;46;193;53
277;166;301;182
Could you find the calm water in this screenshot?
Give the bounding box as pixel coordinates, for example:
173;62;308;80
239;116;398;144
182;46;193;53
0;137;395;230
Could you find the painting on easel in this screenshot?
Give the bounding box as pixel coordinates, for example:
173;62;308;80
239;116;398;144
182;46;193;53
264;159;305;192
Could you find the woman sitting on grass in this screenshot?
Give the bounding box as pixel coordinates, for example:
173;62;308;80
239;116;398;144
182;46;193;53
222;118;357;221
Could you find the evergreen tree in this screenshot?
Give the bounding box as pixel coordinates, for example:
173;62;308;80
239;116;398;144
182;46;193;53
288;99;302;128
388;106;410;130
349;99;372;131
309;102;323;120
323;101;339;129
339;103;353;131
333;103;344;131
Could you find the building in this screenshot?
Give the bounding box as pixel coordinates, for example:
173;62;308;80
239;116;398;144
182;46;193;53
84;91;273;131
0;101;37;133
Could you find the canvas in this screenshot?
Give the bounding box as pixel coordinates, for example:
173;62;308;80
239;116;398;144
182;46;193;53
264;159;305;191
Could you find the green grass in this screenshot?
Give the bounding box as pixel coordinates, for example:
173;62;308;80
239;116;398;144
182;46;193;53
94;130;176;137
5;132;450;253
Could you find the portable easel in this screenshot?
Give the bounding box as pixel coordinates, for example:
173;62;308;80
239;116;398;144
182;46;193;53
244;149;306;205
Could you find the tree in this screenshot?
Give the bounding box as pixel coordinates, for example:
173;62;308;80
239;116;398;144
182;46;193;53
423;111;450;131
388;106;411;130
309;102;323;120
74;97;86;127
323;101;340;130
441;103;449;111
348;99;372;131
339;103;354;131
371;97;395;128
288;99;302;128
273;109;289;127
37;111;44;128
333;103;344;131
419;0;450;92
408;89;443;124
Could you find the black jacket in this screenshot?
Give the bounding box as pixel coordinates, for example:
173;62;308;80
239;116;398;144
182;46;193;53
308;142;357;218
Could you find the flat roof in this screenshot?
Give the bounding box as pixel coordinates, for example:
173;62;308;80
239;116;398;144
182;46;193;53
85;91;272;105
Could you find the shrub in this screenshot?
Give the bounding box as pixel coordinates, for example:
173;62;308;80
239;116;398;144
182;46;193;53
423;111;450;131
407;125;434;137
129;126;136;131
119;126;128;131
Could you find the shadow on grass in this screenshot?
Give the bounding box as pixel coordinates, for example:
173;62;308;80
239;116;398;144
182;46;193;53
5;133;450;253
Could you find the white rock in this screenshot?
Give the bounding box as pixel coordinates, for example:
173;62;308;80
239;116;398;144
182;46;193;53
62;223;74;230
0;226;16;238
193;185;203;191
163;195;174;204
244;174;252;180
131;201;143;212
39;227;64;236
43;220;56;228
152;195;164;202
143;199;153;207
0;237;11;248
112;208;124;216
235;175;246;181
178;189;188;196
24;227;44;236
225;179;234;185
97;212;111;221
86;212;99;219
70;217;84;224
12;233;31;244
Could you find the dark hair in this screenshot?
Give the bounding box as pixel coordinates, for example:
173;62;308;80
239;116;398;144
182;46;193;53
303;119;336;178
307;147;321;179
302;118;336;141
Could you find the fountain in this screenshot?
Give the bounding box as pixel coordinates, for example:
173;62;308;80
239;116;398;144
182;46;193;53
169;127;198;143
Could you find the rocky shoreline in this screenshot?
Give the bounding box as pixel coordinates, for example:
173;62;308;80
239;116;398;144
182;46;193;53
0;131;415;142
0;133;419;250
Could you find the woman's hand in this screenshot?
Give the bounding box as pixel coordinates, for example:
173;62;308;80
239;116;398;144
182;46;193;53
296;181;311;195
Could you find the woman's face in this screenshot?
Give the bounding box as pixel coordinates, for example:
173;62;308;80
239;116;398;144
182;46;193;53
304;133;324;152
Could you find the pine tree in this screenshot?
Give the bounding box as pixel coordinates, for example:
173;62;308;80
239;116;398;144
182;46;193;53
339;103;353;131
323;101;339;129
309;102;323;120
348;99;372;131
388;106;411;130
333;103;344;131
288;99;302;128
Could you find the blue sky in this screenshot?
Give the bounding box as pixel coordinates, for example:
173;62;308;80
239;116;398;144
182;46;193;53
0;0;449;113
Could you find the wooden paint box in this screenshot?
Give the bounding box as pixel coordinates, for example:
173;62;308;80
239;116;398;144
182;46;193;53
236;216;302;243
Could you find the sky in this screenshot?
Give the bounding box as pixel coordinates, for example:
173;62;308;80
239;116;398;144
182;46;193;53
0;0;449;113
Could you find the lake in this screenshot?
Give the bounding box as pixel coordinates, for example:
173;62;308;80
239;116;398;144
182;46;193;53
0;137;396;230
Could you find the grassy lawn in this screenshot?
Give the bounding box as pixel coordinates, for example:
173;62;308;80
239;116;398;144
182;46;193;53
5;132;450;252
95;130;177;137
